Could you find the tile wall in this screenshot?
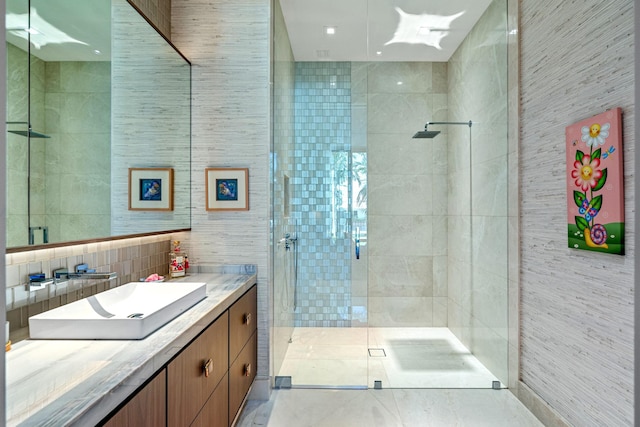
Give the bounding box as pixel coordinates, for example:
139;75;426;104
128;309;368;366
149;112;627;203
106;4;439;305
6;43;111;248
362;61;449;328
42;60;111;243
6;43;31;247
447;0;509;386
292;62;353;327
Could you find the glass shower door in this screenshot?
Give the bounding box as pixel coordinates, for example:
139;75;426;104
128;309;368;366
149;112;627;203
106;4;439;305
271;59;368;388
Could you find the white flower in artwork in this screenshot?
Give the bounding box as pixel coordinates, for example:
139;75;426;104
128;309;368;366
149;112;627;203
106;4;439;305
581;122;610;147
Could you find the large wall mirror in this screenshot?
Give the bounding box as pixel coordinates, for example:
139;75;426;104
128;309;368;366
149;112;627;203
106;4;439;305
6;0;191;249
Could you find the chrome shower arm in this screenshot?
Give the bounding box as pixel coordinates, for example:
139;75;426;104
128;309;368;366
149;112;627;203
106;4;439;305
424;120;472;127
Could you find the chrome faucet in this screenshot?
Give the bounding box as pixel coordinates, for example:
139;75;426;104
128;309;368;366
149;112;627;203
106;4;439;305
278;233;298;251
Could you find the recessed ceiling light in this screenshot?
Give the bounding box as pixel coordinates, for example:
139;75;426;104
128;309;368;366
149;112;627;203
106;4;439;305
324;26;336;35
93;49;101;55
397;81;403;85
376;51;382;55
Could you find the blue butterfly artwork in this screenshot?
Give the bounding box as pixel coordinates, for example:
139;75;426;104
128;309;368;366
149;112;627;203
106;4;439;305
579;198;599;221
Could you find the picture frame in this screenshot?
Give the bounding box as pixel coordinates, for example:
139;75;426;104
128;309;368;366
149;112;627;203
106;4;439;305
205;168;249;211
128;167;174;211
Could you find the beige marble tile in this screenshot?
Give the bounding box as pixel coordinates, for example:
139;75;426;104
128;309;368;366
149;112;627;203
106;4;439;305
238;388;543;427
368;255;433;298
367;92;432;135
368;297;434;327
366;62;432;94
367;132;432;175
368;215;432;257
368;173;433;216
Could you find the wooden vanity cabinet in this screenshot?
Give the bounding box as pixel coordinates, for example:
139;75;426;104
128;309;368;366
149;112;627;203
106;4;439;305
229;330;257;424
190;372;229;427
101;284;257;427
102;369;166;427
228;286;258;425
168;311;229;427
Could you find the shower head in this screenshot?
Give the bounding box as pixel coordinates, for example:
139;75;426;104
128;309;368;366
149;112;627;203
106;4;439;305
6;122;51;138
8;130;51;138
412;130;441;138
412;120;473;139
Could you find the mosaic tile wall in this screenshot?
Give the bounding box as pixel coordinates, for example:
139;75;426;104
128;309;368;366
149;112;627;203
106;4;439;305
292;62;352;327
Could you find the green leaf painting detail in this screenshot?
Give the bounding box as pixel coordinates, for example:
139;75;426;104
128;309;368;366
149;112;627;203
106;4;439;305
575;150;584;163
575;216;589;231
592;148;602;159
591;194;603;211
573;191;586;207
592;168;608;192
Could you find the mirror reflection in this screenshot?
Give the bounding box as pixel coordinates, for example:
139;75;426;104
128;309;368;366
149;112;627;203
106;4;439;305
6;0;191;248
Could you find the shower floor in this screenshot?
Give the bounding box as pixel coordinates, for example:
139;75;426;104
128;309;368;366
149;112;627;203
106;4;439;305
277;327;502;389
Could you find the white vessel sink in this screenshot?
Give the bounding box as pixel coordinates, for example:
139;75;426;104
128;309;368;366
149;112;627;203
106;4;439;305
29;281;207;340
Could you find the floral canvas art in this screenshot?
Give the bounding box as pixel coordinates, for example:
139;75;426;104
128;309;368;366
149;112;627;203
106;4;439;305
566;107;624;254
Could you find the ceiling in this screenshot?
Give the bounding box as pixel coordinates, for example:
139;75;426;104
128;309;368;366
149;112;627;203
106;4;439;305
7;0;493;63
5;0;111;62
279;0;493;62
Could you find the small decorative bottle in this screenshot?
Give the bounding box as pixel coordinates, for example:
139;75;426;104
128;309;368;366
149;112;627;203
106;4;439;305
169;240;187;278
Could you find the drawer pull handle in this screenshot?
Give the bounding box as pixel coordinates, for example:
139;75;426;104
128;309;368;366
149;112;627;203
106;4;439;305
203;359;213;378
243;313;252;326
243;363;252;377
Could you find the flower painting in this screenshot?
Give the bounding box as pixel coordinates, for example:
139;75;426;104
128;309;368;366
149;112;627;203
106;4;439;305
566;108;624;254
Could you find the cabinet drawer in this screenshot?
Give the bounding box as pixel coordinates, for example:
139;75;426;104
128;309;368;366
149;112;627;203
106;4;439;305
103;369;166;427
229;286;257;363
168;311;229;427
229;330;257;425
191;372;229;427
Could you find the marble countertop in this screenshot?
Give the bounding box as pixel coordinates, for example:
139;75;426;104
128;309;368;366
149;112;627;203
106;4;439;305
6;265;257;427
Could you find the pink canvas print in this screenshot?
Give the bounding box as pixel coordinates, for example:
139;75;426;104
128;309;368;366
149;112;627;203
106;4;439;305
566;107;624;254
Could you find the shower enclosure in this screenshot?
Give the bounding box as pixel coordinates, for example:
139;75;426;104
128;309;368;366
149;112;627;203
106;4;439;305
272;0;509;389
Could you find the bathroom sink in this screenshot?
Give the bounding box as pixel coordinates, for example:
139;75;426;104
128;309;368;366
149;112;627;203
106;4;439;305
28;281;207;340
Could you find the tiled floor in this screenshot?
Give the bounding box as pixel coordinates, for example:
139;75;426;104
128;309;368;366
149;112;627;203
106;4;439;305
236;388;544;427
277;327;501;388
249;327;541;426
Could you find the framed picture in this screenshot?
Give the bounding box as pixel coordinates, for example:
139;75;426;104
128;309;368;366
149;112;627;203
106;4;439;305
206;168;249;211
565;107;624;254
128;168;174;211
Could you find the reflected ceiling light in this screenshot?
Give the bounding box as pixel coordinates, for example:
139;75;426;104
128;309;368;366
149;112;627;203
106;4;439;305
324;26;336;35
385;7;465;50
376;51;382;55
6;9;89;50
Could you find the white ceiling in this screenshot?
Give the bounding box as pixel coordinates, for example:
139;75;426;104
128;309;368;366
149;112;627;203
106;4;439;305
6;0;111;62
279;0;494;62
